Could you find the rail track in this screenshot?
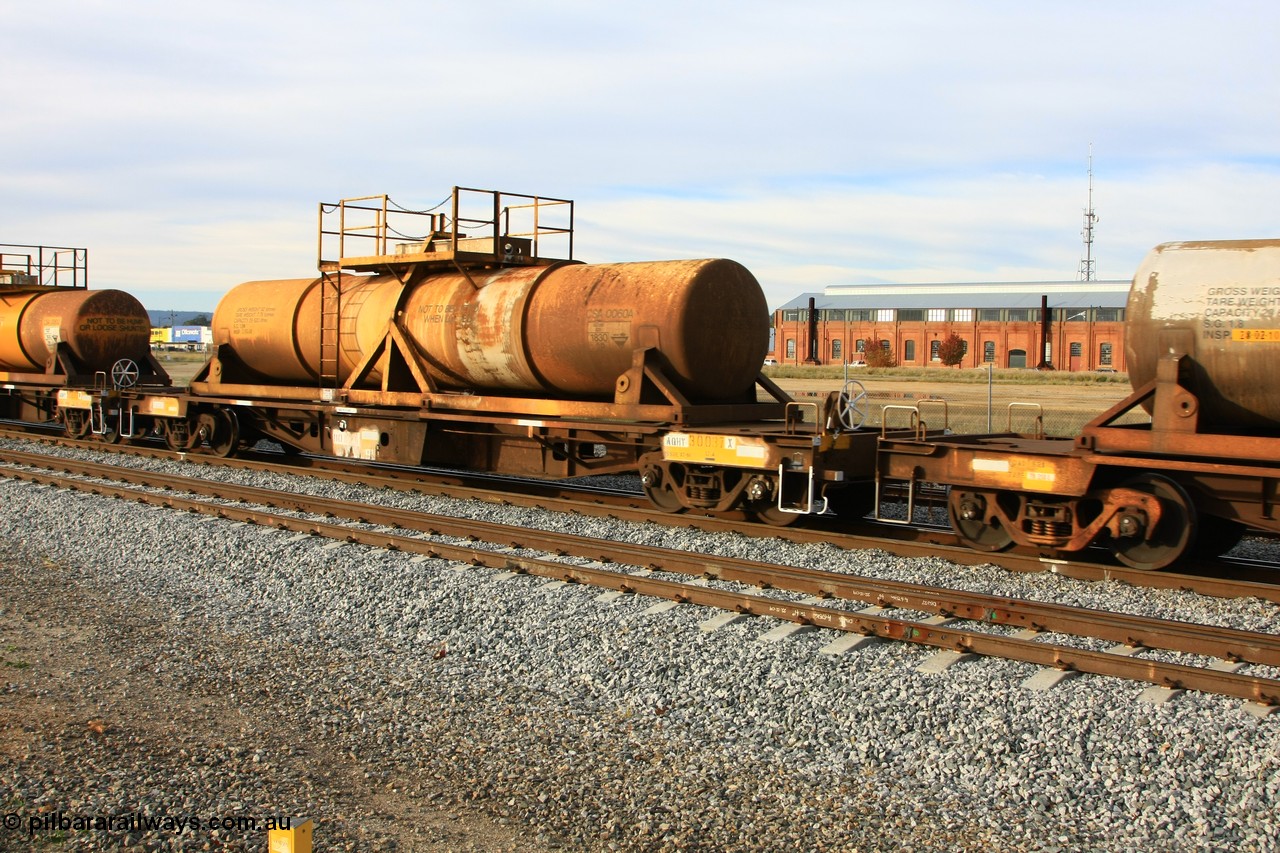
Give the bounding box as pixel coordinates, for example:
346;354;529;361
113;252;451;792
3;424;1279;602
1;445;1277;709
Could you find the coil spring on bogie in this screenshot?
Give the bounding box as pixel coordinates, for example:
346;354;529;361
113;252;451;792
688;485;720;501
1027;518;1072;543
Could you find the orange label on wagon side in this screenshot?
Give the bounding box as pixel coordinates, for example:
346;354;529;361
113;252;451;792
1231;329;1280;342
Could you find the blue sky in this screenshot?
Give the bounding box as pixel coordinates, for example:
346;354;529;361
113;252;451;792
4;1;1278;310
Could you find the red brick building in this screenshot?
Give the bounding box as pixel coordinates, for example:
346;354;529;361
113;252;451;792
771;280;1129;371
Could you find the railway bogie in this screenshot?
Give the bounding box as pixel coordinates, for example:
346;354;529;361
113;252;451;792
637;423;841;523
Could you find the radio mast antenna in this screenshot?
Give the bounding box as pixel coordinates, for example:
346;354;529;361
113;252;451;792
1079;144;1097;281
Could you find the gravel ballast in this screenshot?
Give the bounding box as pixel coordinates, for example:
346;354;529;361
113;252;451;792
1;438;1278;852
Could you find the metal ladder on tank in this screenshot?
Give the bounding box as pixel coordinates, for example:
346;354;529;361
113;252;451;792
316;196;390;396
317;195;402;395
317;269;341;394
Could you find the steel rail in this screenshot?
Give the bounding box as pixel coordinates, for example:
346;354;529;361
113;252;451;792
2;429;1279;601
9;449;1280;666
2;453;1278;704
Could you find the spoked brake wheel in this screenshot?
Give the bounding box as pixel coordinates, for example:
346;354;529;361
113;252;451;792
836;380;869;430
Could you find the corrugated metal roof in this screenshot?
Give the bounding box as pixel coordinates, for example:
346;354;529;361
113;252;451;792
776;280;1129;312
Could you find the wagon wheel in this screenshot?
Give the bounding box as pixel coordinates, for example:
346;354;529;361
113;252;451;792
948;490;1014;552
111;358;140;389
749;473;806;527
196;408;240;458
1110;474;1194;571
836;380;869;430
640;465;686;514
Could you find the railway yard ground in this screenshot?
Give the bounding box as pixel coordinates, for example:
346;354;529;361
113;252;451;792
2;372;1279;852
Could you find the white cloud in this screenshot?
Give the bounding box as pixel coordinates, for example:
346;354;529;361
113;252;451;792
2;1;1277;311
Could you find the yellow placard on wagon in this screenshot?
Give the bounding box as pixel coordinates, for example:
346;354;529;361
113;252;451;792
56;389;93;409
663;432;770;468
1232;329;1280;342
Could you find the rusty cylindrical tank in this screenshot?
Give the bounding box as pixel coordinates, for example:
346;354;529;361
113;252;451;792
211;259;769;401
0;288;152;373
1126;239;1280;428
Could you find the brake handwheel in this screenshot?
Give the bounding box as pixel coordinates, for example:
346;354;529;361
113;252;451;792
111;358;140;389
837;380;868;430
